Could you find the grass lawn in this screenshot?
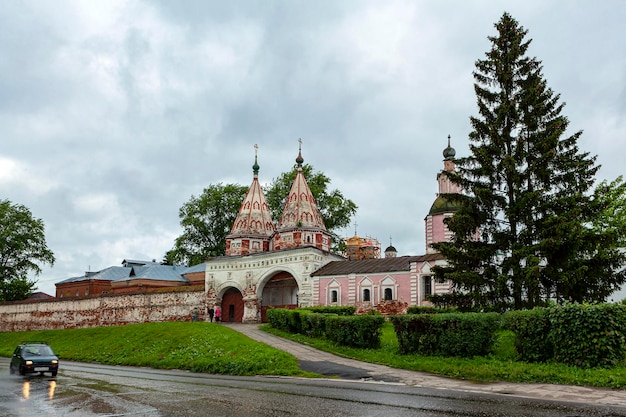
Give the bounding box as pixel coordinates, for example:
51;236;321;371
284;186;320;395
2;321;625;389
0;322;312;377
262;322;626;389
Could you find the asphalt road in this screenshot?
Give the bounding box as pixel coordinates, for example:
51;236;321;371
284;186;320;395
1;358;625;417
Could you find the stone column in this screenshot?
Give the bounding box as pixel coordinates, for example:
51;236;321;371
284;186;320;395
242;297;261;323
206;285;220;322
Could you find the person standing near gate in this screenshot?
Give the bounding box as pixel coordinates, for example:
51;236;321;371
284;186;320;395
208;306;215;322
214;305;221;322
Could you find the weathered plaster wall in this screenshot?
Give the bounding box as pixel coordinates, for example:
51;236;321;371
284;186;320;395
0;290;206;332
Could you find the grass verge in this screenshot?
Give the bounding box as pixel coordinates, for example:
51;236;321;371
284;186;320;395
262;322;626;389
3;321;624;389
0;322;312;377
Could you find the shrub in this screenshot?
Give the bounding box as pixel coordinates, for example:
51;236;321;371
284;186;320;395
266;308;304;333
301;306;356;315
324;314;385;349
391;312;501;357
503;308;552;363
406;306;458;314
300;313;327;338
548;303;626;368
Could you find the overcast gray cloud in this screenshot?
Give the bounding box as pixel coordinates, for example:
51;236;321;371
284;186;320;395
1;0;625;299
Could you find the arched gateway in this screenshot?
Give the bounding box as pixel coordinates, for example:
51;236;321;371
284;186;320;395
205;247;343;323
205;144;340;323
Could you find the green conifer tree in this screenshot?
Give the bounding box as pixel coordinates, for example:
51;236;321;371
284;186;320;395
433;13;625;310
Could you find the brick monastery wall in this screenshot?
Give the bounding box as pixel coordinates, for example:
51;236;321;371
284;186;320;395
0;290;206;332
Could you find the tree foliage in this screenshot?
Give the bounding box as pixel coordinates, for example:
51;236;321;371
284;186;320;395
170;165;357;266
169;184;248;266
433;13;626;310
0;199;55;301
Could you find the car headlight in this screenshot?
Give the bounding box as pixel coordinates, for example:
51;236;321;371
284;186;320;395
51;360;58;364
25;360;33;366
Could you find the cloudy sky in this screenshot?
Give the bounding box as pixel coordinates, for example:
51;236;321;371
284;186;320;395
2;1;625;299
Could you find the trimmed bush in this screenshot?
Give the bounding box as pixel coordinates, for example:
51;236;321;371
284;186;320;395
324;314;385;349
406;306;459;315
266;308;305;333
301;306;356;315
301;313;327;338
391;312;501;357
548;303;626;368
268;308;384;349
503;308;552;363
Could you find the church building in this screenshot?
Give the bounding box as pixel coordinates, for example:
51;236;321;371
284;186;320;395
205;137;461;323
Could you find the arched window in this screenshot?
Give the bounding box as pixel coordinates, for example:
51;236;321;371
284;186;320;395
381;276;396;301
359;277;373;303
328;280;341;305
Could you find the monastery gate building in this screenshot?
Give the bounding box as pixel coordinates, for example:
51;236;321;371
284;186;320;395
205;139;461;323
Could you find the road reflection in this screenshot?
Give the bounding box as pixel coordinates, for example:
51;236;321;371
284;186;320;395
22;380;29;399
0;369;58;416
21;377;56;401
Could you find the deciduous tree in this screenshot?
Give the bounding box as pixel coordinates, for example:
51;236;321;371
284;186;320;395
170;184;248;266
0;199;55;301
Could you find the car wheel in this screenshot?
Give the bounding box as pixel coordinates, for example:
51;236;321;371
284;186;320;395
51;371;57;377
19;366;26;376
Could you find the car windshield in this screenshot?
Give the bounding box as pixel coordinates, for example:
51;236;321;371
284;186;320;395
22;345;55;357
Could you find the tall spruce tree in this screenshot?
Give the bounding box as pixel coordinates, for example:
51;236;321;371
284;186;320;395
433;13;625;310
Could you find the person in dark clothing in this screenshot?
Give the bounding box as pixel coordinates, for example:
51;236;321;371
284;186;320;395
208;306;215;322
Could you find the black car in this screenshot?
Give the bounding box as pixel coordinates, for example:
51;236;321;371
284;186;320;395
9;342;59;377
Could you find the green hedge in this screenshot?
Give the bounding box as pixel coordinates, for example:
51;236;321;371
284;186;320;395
266;308;384;348
406;306;459;314
266;308;308;333
301;306;356;315
548;303;626;368
391;312;501;357
503;308;553;363
503;303;626;368
324;314;385;349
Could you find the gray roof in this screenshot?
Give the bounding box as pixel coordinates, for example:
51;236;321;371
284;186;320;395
311;253;445;277
116;265;189;283
183;263;206;274
121;259;160;267
55;264;197;286
55;266;132;284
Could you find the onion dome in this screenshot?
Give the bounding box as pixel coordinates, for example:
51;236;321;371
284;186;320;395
384;244;397;259
443;134;456;160
428;194;461;216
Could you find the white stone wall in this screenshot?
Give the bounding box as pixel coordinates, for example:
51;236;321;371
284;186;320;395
205;247;344;314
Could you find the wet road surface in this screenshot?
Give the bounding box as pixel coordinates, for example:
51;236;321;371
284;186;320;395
1;358;625;417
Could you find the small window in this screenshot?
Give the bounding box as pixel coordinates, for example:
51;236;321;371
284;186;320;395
363;288;371;302
331;290;338;303
384;288;393;301
423;276;432;296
